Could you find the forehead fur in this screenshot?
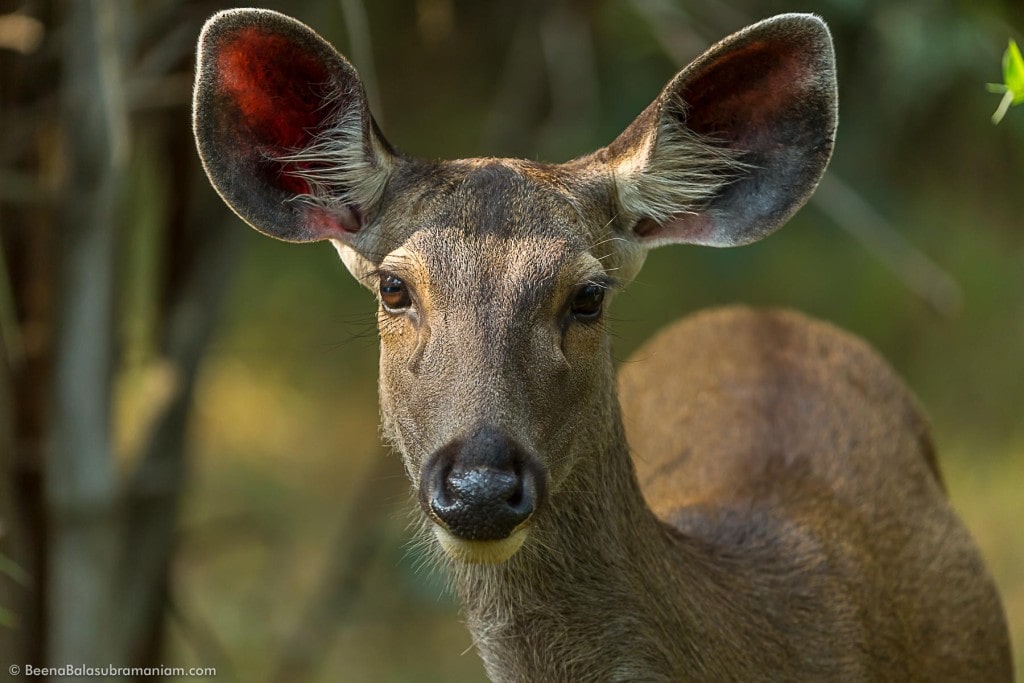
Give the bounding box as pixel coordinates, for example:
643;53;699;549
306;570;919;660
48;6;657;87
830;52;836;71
412;158;604;227
374;158;624;277
377;159;607;242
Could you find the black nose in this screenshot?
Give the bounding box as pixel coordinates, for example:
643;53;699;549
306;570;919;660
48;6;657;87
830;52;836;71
420;424;546;541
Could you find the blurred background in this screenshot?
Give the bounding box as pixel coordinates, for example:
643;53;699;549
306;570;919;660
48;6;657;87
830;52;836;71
1;0;1021;680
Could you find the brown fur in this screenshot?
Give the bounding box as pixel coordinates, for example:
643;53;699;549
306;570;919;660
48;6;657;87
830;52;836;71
192;9;1013;681
620;307;1010;680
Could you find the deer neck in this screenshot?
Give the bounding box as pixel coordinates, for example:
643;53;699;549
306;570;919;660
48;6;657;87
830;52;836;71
443;385;706;680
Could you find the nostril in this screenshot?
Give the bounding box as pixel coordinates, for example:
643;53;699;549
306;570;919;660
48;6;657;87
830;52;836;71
506;478;524;508
436;462;455;507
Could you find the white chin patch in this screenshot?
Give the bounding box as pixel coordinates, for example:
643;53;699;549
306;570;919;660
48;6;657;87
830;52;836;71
434;525;528;564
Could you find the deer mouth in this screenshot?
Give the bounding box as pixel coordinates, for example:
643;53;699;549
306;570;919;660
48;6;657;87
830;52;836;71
432;523;530;564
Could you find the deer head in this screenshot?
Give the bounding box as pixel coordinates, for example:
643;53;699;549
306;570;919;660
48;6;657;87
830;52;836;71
193;9;836;565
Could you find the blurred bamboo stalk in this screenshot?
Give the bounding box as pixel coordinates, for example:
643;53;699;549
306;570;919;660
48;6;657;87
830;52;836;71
0;305;30;670
0;236;24;368
118;150;240;667
536;0;600;157
339;0;383;126
481;0;546;155
45;0;237;672
813;175;963;318
48;0;128;669
626;0;705;69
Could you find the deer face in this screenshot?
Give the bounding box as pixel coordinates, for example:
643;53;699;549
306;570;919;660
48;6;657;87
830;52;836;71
193;9;836;564
361;160;633;561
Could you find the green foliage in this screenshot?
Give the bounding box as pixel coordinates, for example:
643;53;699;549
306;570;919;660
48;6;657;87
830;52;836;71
988;39;1024;123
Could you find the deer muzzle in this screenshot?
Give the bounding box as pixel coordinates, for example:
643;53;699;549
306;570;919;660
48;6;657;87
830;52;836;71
419;424;547;563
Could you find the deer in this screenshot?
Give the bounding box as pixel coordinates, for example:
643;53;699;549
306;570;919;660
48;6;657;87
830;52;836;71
192;8;1012;681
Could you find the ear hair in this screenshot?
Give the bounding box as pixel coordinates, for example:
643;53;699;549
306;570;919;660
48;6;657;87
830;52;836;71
614;97;751;231
275;84;393;218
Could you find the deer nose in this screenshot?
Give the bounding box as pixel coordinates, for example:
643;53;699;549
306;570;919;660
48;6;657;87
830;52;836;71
420;425;546;541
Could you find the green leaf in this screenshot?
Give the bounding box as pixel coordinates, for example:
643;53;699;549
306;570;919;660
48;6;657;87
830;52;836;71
1003;39;1024;103
991;40;1024;124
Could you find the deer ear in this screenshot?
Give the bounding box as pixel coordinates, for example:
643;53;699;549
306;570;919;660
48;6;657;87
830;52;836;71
602;14;837;248
193;9;394;243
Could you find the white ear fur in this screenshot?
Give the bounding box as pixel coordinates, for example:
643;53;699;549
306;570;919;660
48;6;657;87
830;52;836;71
275;93;393;217
612;98;751;246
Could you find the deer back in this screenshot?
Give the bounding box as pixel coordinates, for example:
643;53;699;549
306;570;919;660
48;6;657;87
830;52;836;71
619;306;1013;679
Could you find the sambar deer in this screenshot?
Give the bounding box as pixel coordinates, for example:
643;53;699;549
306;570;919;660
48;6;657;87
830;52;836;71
192;9;1012;681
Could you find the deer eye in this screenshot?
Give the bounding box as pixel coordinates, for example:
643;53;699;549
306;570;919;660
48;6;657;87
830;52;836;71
379;273;412;312
570;283;605;321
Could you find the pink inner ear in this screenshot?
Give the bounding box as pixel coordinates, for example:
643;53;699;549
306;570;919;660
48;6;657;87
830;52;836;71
636;213;715;245
683;40;809;146
217;27;332;163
